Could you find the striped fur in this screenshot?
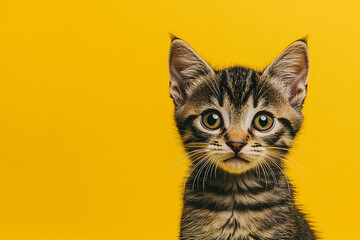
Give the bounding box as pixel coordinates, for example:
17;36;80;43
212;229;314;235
169;37;316;240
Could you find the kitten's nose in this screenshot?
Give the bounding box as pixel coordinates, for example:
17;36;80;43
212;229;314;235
226;141;246;154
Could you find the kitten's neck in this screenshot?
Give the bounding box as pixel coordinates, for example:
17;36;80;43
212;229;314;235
185;162;292;196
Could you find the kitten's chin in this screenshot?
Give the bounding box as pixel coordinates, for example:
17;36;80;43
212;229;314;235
219;157;257;174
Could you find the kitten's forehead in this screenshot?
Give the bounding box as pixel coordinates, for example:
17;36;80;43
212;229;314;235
189;67;265;112
188;67;260;108
178;66;293;124
219;68;257;108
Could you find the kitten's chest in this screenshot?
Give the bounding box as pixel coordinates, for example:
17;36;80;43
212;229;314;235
181;191;289;240
200;207;268;239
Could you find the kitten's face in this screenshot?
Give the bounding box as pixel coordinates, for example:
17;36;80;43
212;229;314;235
169;38;309;174
175;70;303;174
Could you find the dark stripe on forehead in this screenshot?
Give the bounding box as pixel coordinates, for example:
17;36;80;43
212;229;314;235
253;73;261;108
217;72;224;106
219;70;234;106
278;118;296;137
241;70;257;105
253;95;259;108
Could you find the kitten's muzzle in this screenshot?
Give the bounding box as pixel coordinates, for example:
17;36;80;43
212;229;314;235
226;141;246;154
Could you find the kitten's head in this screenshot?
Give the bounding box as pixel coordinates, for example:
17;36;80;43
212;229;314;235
169;37;309;174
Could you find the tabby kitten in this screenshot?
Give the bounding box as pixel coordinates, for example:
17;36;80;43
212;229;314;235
168;36;316;240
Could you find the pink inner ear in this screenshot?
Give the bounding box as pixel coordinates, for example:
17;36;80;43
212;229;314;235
288;66;308;104
262;40;309;107
170;60;187;101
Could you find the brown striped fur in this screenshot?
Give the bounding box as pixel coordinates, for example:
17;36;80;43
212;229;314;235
169;37;316;240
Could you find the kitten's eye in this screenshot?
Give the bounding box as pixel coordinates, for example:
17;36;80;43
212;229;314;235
201;111;222;130
253;113;274;132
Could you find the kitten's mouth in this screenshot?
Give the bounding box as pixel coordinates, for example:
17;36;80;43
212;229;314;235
219;155;254;174
223;156;250;164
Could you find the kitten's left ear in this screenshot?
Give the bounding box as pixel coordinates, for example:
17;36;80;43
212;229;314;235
263;40;310;109
169;37;215;106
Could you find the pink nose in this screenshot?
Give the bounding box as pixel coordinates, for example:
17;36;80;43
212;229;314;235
226;141;246;154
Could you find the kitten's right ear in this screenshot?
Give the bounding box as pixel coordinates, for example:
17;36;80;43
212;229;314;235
169;37;214;106
262;39;309;110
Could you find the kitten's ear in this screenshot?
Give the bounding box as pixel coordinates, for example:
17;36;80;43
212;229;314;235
169;37;214;106
263;40;310;109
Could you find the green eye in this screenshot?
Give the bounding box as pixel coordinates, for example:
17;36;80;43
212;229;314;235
202;111;222;130
253;113;274;131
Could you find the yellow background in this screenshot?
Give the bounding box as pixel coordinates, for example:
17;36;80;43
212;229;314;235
0;0;359;239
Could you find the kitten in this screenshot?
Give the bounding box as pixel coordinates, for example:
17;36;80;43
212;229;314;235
168;36;316;240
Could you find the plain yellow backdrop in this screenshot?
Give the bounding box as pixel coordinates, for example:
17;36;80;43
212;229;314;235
0;0;359;239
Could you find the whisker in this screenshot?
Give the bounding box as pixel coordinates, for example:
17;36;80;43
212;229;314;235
289;139;313;146
267;152;313;181
257;83;273;100
184;143;210;146
204;154;216;182
202;76;221;101
262;155;291;195
266;152;302;176
202;157;214;191
182;154;210;192
267;147;312;163
194;164;204;191
210;154;221;179
193;155;212;191
185;152;214;191
261;157;278;192
214;155;221;178
169;149;210;172
256;78;267;99
258;158;269;190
